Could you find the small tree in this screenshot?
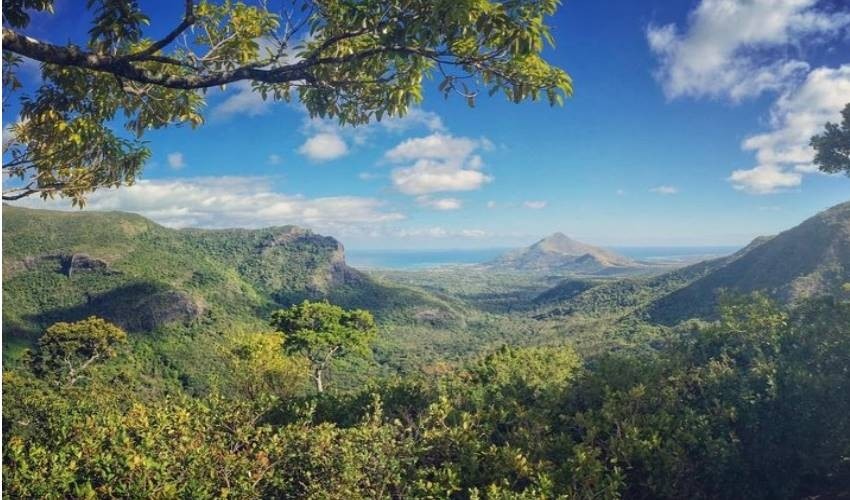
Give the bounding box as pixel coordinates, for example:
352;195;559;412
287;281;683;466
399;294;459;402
811;102;850;176
271;301;376;393
30;316;127;386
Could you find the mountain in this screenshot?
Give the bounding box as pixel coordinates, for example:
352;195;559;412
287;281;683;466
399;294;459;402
646;201;850;323
534;201;850;324
2;205;460;356
532;241;759;319
489;232;637;275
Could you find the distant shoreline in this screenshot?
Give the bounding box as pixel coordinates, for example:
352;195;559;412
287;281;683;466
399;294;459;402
347;246;741;270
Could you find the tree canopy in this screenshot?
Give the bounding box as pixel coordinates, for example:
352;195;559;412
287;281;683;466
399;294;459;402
271;300;376;392
2;0;572;204
811;102;850;176
28;316;127;386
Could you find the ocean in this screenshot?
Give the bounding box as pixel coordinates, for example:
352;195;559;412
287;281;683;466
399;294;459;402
346;246;741;270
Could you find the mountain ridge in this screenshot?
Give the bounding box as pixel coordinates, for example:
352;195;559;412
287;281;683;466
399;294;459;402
532;201;850;324
646;200;850;323
489;232;637;274
1;205;461;355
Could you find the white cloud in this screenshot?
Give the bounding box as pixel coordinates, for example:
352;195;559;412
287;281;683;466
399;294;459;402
208;36;307;120
486;200;497;209
392;161;492;195
210;81;274;120
385;134;489;163
730;65;850;193
267;154;282;165
167;152;186;170
522;200;548;209
616;189;625;196
647;0;850;100
13;177;404;233
416;196;463;211
394;227;488;239
297;133;349;162
299;108;445;151
379;109;446;133
384;133;494;195
728;164;802;194
650;185;679;195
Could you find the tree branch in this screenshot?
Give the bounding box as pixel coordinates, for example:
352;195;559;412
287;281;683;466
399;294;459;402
124;0;195;61
3;27;456;91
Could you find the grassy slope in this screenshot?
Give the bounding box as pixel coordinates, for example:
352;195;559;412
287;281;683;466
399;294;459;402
1;206;473;382
647;201;850;324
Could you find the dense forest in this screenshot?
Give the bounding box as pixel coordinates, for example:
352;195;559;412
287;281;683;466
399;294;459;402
4;293;850;498
3;203;850;498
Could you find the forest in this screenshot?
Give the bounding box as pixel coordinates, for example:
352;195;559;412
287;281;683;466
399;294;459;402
4;294;850;498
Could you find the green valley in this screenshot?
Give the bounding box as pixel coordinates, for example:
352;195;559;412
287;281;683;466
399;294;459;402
4;202;850;498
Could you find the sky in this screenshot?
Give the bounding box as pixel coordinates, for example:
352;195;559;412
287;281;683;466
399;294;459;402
4;0;850;249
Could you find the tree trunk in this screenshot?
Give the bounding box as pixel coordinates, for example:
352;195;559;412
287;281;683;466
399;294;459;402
315;369;324;394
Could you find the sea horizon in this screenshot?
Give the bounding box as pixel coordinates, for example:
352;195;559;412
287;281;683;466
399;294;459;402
346;245;742;270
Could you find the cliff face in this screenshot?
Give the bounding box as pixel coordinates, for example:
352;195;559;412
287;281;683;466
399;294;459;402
2;205;459;346
2;206;362;336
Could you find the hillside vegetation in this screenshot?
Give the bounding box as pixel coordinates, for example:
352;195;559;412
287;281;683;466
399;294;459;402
3;202;850;498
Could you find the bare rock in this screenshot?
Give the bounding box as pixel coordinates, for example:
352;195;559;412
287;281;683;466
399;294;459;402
130;291;205;331
62;253;109;277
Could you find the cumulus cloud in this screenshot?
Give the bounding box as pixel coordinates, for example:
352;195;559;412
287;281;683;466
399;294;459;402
297;108;446;157
209;37;306;120
13;177;404;233
385;133;494;195
385;134;490;163
649;185;679;195
416;196;463;211
379;108;446;133
392;162;492;195
210;81;274;120
647;0;850;101
729;65;850;194
522;200;548;209
297;133;349;162
728;165;802;194
167;152;186;169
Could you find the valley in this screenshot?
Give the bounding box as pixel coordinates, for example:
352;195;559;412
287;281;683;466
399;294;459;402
5;201;849;379
4;201;850;498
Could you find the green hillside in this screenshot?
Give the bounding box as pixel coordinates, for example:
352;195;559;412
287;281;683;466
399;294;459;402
647;201;850;323
4;205;850;499
1;206;463;365
531;201;850;327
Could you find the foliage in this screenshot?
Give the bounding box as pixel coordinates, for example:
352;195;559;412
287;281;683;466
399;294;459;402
28;316;127;386
271;300;377;392
5;295;850;498
2;0;572;202
5;205;850;497
811;102;850;176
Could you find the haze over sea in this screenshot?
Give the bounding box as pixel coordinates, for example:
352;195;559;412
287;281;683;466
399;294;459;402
347;246;741;270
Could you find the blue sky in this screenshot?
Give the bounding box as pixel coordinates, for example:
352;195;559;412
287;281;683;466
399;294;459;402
6;0;850;249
